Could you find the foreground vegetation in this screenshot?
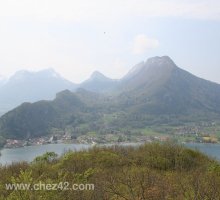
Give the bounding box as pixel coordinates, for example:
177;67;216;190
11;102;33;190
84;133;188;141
1;142;220;199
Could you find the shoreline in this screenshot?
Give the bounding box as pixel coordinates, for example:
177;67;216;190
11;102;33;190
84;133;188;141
1;140;220;151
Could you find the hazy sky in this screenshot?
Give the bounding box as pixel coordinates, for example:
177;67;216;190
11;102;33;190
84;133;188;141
0;0;220;83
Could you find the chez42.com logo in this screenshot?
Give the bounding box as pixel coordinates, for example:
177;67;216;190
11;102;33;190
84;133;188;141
5;181;95;191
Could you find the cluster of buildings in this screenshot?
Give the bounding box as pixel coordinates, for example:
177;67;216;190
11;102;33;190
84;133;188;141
3;134;77;148
3;123;220;148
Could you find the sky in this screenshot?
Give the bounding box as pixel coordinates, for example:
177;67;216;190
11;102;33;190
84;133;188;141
0;0;220;83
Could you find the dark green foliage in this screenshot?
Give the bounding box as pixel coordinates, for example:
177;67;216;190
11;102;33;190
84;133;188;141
33;152;58;163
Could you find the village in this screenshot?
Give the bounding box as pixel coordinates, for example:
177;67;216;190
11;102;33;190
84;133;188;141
3;123;220;149
3;132;169;149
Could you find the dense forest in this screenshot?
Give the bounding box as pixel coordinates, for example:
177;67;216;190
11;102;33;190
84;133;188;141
1;142;220;199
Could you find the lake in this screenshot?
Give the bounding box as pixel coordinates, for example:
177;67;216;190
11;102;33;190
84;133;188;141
186;143;220;160
0;143;91;165
0;143;220;165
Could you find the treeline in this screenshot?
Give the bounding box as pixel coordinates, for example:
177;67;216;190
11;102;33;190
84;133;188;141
1;142;220;199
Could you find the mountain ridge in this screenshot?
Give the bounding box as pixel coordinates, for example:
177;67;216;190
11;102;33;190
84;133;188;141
1;56;220;139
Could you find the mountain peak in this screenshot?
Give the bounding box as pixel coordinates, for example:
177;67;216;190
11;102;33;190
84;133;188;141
9;68;62;82
146;56;176;67
122;56;175;82
119;56;177;93
90;71;106;80
80;71;117;93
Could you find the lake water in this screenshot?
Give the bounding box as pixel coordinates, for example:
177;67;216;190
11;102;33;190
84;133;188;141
186;143;220;160
0;143;91;165
0;143;220;165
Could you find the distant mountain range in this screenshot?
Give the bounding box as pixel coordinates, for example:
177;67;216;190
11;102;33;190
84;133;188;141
1;56;220;139
0;68;118;115
0;69;77;115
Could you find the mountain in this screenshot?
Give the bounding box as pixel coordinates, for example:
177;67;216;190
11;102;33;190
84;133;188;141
79;71;118;93
1;56;220;139
0;68;77;114
117;56;175;93
116;56;220;116
0;90;86;139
